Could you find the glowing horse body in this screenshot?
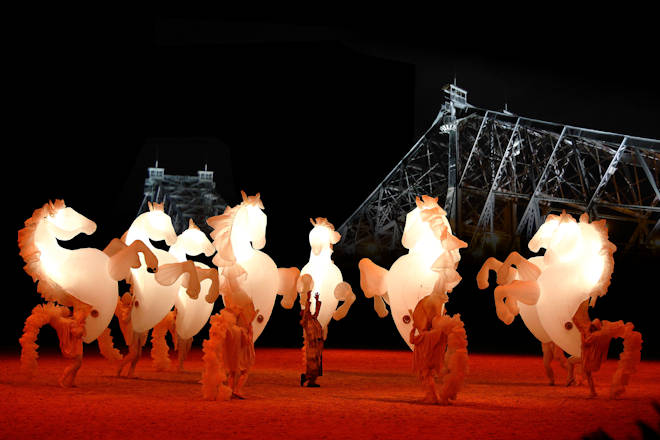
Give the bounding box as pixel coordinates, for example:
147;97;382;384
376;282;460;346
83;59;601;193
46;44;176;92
207;192;299;341
293;218;355;338
116;202;202;376
477;211;642;397
18;200;157;386
359;196;467;349
151;220;218;370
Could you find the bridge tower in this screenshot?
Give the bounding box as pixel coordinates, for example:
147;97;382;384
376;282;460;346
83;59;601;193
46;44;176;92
138;163;227;235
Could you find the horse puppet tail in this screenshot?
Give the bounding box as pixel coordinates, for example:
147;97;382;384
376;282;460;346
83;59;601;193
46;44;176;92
201;312;232;400
19;302;70;379
97;295;132;365
573;301;643;398
151;311;176;371
437;314;469;404
609;322;642;399
97;328;123;363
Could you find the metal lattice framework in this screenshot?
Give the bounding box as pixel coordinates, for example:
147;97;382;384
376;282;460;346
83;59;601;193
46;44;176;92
338;84;660;255
138;165;227;235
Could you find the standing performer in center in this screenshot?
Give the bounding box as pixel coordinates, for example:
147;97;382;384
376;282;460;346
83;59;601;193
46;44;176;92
299;274;323;387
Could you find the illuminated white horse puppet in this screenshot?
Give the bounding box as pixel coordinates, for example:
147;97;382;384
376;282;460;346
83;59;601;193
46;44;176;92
105;202;217;377
477;211;642;397
18;200;158;386
282;218;356;338
200;192;299;401
206;191;299;341
359;195;469;404
150;219;219;371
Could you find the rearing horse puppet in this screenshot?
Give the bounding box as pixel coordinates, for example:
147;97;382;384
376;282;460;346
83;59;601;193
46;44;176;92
200;191;298;401
282;217;356;340
477;211;643;398
206;191;299;341
150;219;219;372
18;200;158;386
359;195;469;404
110;202;216;377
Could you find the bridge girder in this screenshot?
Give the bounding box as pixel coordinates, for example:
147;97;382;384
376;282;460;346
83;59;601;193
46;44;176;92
338;87;660;255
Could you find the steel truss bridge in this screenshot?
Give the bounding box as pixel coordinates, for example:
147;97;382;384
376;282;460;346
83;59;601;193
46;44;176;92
138;164;227;235
338;84;660;256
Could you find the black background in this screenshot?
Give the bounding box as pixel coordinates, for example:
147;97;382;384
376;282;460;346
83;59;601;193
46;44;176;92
8;11;659;358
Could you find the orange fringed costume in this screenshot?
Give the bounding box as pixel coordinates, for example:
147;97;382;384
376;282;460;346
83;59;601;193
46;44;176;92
410;292;468;405
572;301;642;398
151;310;176;371
412;313;468;404
19;300;90;387
202;304;255;400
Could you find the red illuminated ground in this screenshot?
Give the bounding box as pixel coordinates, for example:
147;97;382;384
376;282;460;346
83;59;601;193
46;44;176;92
0;349;658;439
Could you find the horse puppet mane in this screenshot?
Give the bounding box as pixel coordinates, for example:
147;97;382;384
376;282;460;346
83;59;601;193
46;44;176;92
206;191;264;267
18;200;73;305
414;196;468;293
578;213;617;305
540;211;616;306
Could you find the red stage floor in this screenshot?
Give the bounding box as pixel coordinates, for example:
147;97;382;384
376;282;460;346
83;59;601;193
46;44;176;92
0;348;658;439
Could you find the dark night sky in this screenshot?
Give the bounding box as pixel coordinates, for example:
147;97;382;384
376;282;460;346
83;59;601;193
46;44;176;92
8;12;659;357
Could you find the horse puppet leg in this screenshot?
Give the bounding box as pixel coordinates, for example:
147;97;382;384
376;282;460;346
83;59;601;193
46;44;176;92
194;267;220;304
477;253;542;290
358;258;389;318
155;261;201;298
493;280;540;325
177;336;193;372
476;257;505;289
277;267;301;309
498;252;541;284
104;238;159;281
332;282;356;321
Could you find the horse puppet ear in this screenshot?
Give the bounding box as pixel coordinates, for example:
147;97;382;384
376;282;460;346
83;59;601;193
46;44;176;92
253;192;264;209
309;218;316;227
240;190;248;202
148;201;153;211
